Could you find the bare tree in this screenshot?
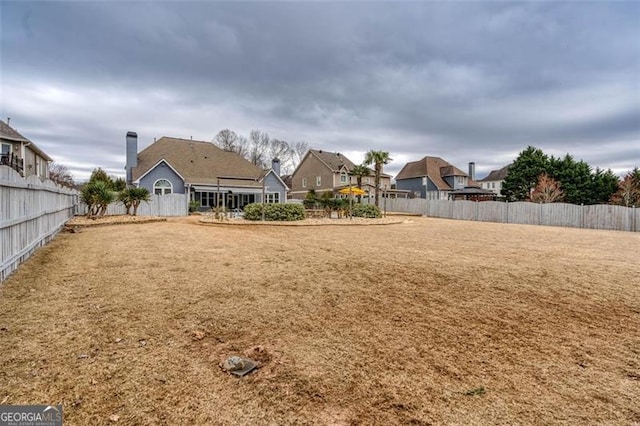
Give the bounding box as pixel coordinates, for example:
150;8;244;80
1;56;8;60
268;139;289;160
248;129;269;168
235;135;249;159
48;163;75;188
291;141;309;169
214;129;239;152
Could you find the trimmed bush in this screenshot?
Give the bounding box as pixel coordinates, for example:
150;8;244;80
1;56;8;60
243;203;306;221
352;204;382;218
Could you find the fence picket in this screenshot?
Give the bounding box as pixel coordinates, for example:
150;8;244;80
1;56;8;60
372;197;637;232
1;166;78;281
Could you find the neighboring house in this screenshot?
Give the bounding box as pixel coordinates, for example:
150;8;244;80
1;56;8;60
476;164;510;195
0;119;52;178
125;133;288;210
288;149;396;200
395;156;472;200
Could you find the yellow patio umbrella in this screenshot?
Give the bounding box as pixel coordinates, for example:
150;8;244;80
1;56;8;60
338;187;366;196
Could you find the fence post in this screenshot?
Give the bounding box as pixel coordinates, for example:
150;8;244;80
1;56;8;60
581;203;584;229
505;200;509;224
633;206;636;233
539;202;542;225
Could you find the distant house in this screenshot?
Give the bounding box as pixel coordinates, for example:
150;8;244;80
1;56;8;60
0;119;52;179
125;132;288;210
288;149;399;200
477;165;510;195
395;156;472;200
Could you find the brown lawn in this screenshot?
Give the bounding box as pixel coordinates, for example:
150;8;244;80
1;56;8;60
0;216;639;425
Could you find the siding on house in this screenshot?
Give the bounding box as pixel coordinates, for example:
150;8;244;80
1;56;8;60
261;171;287;203
290;153;339;198
138;161;186;194
396;176;426;198
0;120;52;179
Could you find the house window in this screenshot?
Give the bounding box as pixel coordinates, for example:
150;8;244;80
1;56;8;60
492;182;496;189
340;173;348;184
316;176;321;186
1;143;10;155
456;176;465;185
154;179;173;195
365;177;370;184
302;178;307;188
265;193;280;203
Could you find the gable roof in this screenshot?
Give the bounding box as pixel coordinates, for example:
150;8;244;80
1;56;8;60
0;120;30;142
132;137;264;186
395;156;468;190
261;169;290;190
477;164;511;182
309;149;356;171
0;120;53;161
290;149;392;179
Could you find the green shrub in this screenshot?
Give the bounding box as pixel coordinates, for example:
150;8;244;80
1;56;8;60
352;204;382;218
243;203;306;221
303;190;318;209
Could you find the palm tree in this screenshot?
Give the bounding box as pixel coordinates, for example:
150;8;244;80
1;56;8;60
81;180;115;218
117;189;133;215
349;164;370;203
364;150;392;207
128;187;151;216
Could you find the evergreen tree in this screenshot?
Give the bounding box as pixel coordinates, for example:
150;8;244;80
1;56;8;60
501;146;550;201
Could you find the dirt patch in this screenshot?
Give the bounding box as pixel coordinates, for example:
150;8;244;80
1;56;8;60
67;215;167;227
0;217;638;425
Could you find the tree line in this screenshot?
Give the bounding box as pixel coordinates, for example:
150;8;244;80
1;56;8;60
502;146;640;206
213;129;308;175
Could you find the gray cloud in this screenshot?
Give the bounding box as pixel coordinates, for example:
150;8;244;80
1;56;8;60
1;1;638;180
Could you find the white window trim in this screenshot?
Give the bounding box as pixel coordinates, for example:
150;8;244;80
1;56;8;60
154;178;173;195
340;173;348;184
316;176;321;186
302;178;307;188
265;192;280;203
1;143;10;155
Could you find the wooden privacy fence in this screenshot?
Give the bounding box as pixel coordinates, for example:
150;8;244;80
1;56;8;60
1;166;78;281
369;198;639;232
77;193;188;217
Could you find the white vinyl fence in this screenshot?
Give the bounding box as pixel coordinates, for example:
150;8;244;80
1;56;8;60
370;198;639;232
1;166;78;281
77;193;188;217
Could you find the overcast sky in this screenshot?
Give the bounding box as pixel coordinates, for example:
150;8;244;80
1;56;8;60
2;1;639;181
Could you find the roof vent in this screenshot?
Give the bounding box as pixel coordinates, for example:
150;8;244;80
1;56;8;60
318;150;323;153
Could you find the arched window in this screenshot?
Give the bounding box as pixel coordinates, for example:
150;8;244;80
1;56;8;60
154;179;173;195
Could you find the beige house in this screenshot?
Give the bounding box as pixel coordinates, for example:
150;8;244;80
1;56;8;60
0;119;52;179
289;149;393;200
477;164;510;195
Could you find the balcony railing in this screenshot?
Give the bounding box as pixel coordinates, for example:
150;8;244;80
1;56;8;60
0;152;24;175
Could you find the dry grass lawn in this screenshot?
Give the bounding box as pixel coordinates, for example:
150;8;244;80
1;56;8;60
0;216;639;425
